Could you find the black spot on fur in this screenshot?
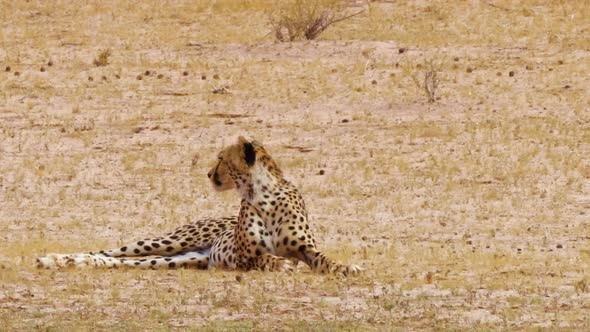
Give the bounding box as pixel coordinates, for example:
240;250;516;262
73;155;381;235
120;246;127;252
169;262;176;268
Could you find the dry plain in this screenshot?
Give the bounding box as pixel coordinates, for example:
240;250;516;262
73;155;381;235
1;1;589;330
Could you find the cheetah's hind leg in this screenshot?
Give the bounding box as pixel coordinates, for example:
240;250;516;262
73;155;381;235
118;250;211;269
95;217;238;258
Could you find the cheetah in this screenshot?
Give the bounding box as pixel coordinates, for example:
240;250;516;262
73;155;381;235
205;136;361;275
37;136;361;275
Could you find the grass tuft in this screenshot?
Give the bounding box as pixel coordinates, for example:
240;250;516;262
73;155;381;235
93;48;112;67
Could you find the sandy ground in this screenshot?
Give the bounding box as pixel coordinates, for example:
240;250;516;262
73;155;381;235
1;1;589;330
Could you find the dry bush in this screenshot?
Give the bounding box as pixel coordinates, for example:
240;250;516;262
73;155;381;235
269;0;363;42
93;49;111;67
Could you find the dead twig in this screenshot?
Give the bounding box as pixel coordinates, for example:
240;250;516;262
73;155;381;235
484;1;513;11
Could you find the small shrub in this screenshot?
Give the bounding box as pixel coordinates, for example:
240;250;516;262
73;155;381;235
269;0;363;42
410;59;441;103
93;49;111;67
423;70;439;103
575;278;588;293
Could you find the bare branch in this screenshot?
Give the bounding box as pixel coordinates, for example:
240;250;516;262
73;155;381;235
328;9;364;26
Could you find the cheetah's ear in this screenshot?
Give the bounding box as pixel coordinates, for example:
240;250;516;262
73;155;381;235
239;136;256;167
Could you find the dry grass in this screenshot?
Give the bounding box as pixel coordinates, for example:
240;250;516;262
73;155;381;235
93;48;112;67
1;0;589;330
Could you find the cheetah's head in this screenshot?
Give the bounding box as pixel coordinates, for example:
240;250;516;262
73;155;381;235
208;136;282;192
207;151;235;192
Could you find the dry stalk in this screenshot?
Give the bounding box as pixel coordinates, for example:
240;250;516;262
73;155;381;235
411;60;441;103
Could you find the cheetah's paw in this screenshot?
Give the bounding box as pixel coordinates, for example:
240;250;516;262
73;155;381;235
347;264;363;275
275;258;296;273
332;263;363;276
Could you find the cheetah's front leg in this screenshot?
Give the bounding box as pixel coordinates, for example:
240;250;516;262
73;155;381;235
252;253;295;273
299;248;362;276
234;201;294;272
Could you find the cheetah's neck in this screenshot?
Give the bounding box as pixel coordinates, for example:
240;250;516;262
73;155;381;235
239;163;286;209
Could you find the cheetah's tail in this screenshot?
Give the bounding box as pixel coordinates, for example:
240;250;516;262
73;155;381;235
35;250;211;270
